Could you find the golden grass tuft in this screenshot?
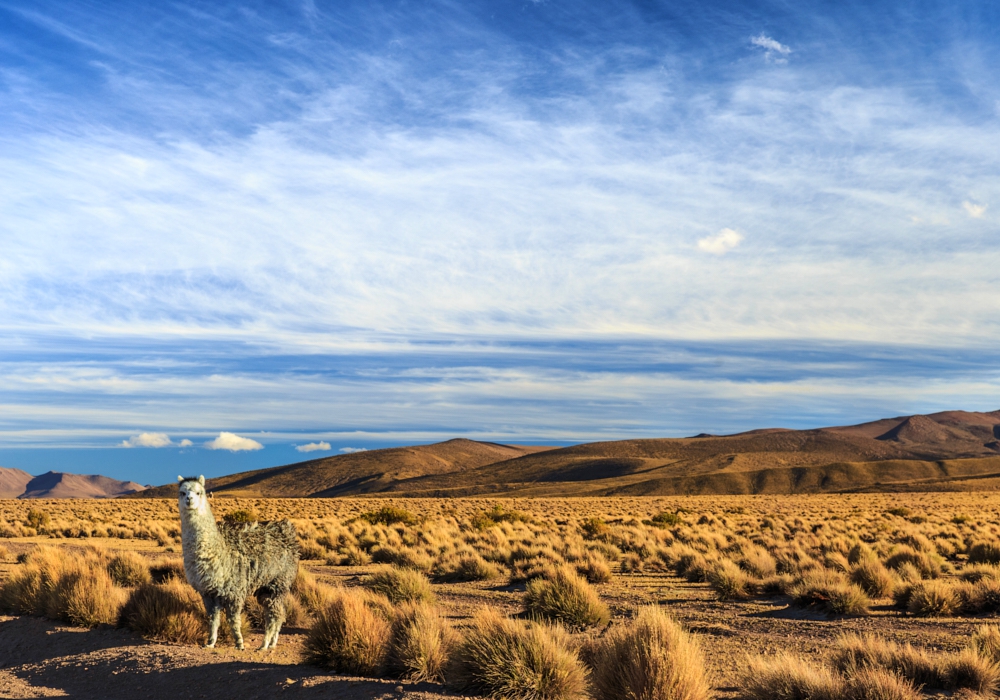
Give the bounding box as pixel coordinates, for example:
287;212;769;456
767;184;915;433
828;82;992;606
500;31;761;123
738;652;843;700
589;606;710;700
364;565;435;605
106;551;152;588
386;601;458;683
447;607;587;700
119;579;206;644
301;587;392;675
524;564;610;628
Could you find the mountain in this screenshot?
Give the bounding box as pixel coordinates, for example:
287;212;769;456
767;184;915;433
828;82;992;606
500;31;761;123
131;410;1000;498
0;468;146;499
0;468;33;499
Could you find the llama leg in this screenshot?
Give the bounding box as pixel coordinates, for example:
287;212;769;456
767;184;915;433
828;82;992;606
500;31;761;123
258;592;286;649
203;596;222;648
225;600;245;650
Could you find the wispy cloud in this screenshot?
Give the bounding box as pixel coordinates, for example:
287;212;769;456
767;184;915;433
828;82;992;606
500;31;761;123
205;432;263;452
339;447;368;454
750;33;791;62
964;201;987;218
296;441;331;452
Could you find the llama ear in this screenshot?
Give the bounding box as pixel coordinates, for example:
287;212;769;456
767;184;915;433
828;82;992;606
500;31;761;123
177;475;184;483
198;475;205;486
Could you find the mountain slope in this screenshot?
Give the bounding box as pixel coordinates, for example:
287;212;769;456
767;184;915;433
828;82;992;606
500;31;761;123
132;409;1000;498
0;468;33;499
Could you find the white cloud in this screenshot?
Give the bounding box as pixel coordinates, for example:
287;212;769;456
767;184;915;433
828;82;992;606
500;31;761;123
296;441;331;452
205;432;264;452
750;34;791;62
339;447;367;453
178;438;193;447
964;201;987;218
697;228;744;255
120;432;173;448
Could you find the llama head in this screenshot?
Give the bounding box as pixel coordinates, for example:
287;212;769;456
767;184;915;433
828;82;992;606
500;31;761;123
177;475;208;512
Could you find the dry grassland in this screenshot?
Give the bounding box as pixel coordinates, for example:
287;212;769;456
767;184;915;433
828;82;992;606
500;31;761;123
3;493;1000;699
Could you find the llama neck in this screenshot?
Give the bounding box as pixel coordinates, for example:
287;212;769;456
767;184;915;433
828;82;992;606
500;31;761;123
180;502;223;562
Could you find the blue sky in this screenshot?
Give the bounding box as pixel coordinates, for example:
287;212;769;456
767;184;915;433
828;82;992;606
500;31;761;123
1;0;998;484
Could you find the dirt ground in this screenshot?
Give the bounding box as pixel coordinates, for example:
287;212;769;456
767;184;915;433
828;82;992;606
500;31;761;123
0;536;987;699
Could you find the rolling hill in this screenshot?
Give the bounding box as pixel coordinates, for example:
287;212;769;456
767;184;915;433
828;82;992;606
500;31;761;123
132;409;1000;498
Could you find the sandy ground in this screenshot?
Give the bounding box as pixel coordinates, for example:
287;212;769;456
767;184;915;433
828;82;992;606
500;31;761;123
0;549;986;700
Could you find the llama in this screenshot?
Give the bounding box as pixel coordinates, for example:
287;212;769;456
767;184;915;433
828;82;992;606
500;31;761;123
177;476;299;650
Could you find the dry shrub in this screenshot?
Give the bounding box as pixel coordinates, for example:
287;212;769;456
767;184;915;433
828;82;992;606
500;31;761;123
52;566;127;627
149;558;185;583
120;579;206;644
831;633;939;687
387;601;458;682
447;607;587;700
709;559;753;601
589;606;710;700
960;578;1000;614
106;551;152;588
939;649;1000;694
302;587;392;674
845;667;920;700
364;565;435;605
293;568;336;615
433;554;502;583
960;564;1000;583
849;560;895;599
739;652;843;700
739;547;777;578
906;580;959;616
620;552;644;574
576;552;612;584
968;542;1000;566
885;547;940;579
524;565;610;628
0;546;66;615
791;571;870;616
973;625;1000;664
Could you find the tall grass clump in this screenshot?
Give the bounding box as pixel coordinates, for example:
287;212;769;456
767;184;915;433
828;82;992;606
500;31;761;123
589;606;710;700
387;601;458;683
52;566;127;627
524;565;610;628
360;506;417;526
106;551;152;588
791;571;870;616
845;668;920;700
432;553;502;583
972;624;1000;663
738;653;843;700
302;587;392;675
364;565;435;605
447;607;587;700
849;559;895;599
709;559;753;601
119;578;207;644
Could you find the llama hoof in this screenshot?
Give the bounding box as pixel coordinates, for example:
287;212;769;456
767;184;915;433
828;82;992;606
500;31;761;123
203;643;216;649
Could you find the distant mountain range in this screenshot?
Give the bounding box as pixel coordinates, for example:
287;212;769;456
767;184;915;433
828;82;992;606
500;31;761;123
133;409;1000;498
0;469;146;499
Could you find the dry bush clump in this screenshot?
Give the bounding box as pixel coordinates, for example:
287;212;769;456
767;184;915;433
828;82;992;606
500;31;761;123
432;553;501;583
972;624;1000;663
364;565;435;605
589;606;710;700
524;564;610;628
107;551;153;587
119;578;207;644
790;570;870;616
301;587;392;675
386;601;458;682
447;607;587;700
849;559;895;599
738;652;843;700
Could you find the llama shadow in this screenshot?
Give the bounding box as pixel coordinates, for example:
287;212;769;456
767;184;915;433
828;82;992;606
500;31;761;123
0;616;461;700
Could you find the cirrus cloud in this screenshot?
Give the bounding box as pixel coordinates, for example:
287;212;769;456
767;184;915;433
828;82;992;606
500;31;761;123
120;432;173;448
295;441;331;452
205;432;263;452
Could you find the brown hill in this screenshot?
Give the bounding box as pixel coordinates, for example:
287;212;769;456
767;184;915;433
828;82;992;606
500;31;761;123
132;409;1000;498
12;472;146;499
0;468;33;499
136;439;554;499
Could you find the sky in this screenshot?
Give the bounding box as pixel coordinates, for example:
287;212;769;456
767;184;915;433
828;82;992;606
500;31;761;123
1;0;998;484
